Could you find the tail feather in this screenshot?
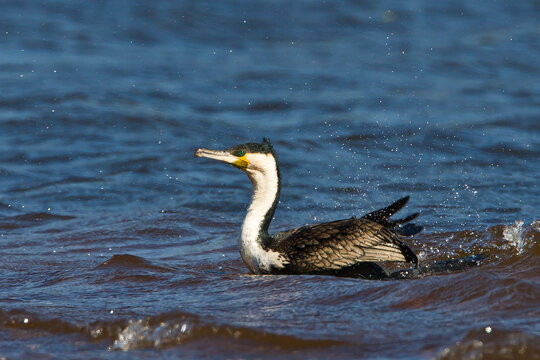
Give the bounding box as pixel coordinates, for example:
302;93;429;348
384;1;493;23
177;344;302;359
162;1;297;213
389;212;419;226
362;196;422;236
363;196;410;223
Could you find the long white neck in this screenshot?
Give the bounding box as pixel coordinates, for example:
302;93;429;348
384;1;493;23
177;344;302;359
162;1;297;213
239;153;285;273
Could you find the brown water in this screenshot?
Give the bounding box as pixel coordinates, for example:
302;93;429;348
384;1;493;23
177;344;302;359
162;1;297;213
1;0;540;358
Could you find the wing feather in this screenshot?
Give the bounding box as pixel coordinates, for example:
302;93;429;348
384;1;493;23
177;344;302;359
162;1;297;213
270;217;417;273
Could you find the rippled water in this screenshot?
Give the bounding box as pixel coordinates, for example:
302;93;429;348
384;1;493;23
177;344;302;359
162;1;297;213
1;1;539;358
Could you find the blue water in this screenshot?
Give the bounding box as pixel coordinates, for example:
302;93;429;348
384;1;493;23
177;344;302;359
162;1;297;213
1;1;539;358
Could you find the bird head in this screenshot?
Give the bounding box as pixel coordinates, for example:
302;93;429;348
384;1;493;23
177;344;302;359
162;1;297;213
195;138;277;175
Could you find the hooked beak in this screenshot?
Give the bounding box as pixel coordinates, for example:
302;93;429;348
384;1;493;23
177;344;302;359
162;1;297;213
195;148;249;169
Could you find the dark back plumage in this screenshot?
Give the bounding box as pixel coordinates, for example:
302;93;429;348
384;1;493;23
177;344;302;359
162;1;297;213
270;216;417;275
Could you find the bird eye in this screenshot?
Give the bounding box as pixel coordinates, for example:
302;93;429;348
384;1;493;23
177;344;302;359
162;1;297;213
235;150;246;157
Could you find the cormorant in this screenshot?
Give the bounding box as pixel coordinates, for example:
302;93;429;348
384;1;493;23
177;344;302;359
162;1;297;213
195;138;422;279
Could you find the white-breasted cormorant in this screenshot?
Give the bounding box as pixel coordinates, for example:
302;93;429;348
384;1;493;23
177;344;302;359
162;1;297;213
195;138;421;279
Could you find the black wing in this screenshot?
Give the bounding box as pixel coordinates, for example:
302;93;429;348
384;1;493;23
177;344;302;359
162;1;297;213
270;217;417;273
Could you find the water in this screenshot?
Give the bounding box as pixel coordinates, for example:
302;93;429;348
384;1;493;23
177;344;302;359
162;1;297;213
1;0;539;358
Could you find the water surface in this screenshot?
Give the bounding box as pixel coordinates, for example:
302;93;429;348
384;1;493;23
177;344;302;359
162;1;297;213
1;1;539;358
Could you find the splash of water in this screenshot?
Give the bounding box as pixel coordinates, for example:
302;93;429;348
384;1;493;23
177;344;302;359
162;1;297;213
502;220;526;254
112;319;190;351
